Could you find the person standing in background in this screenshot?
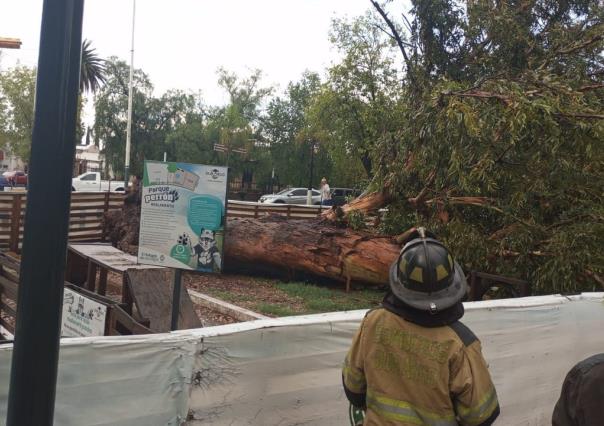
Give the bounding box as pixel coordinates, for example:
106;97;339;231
320;177;332;206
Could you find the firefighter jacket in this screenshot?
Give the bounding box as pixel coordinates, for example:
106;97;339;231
342;307;500;426
552;353;604;426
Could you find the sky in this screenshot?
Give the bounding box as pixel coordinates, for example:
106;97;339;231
0;0;374;106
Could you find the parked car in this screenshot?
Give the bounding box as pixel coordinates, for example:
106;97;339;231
259;187;322;205
72;172;126;192
331;187;362;206
2;170;28;187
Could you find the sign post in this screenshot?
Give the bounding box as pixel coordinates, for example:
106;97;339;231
137;161;228;330
170;269;183;331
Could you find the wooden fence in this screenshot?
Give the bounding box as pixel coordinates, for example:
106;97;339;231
226;200;328;219
0;192;124;252
0;194;328;253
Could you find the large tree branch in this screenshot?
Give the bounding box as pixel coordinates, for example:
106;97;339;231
558;33;603;55
370;0;417;86
578;83;604;92
375;23;414;48
441;90;512;106
584;270;604;290
556;112;604;120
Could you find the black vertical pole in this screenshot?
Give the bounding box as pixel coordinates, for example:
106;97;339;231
6;1;84;425
171;269;183;331
308;140;315;190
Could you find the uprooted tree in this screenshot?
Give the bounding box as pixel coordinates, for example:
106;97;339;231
105;0;603;294
320;0;603;293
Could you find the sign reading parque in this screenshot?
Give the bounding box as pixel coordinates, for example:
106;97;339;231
137;161;228;272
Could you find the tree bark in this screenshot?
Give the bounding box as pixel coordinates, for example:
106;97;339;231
103;194;401;287
224;216;399;286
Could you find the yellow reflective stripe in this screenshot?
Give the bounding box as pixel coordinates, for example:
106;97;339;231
456;387;498;425
367;391;457;426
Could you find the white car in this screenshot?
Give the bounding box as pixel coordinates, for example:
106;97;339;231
259;188;322;205
72;172;126;192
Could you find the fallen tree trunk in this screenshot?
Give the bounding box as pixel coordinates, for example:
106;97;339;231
225;216;400;286
103;190;401;286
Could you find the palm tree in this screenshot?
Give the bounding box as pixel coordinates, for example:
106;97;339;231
80;39;106;94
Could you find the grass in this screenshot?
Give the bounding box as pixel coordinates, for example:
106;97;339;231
210;290;249;304
197;275;386;318
274;281;384;315
256;303;298;317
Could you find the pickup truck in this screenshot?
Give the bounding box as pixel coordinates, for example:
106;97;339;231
71;172;126;192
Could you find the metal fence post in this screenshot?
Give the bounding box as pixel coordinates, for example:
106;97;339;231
6;1;85;424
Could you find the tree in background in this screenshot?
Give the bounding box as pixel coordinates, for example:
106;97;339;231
361;0;604;293
261;72;335;189
0;40;106;166
80;39;106;94
94;58;198;178
0;65;36;161
308;14;404;180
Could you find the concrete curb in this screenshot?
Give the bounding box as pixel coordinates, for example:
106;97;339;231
187;289;269;322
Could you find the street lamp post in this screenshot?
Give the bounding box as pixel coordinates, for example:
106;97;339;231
306;140;316;205
124;0;136;188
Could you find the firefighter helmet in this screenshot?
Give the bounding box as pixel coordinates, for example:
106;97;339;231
389;228;467;313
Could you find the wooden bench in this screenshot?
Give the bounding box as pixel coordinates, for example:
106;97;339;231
66;243;162;311
0;252;151;338
66;243;201;332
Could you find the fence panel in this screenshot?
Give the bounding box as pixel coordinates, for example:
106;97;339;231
0;192;124;252
226;200;327;219
0;195;327;252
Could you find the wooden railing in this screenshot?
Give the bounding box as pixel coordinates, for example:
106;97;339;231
0;194;328;253
0;192;123;252
226;200;328;219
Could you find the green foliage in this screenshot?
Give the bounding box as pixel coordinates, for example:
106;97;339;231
347;210;367;231
275;281;383;313
261;72;336;187
256;303;297;317
306;13;405;179
0;65;36;161
80;39;106;94
367;0;604;293
94;58;199;177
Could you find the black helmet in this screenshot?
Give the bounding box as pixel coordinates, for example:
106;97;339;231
389;228;467;313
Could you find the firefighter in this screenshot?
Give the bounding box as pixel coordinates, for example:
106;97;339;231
552;353;604;426
343;228;500;426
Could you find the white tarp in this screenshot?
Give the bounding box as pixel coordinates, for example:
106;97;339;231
1;293;603;425
0;335;202;426
185;293;604;425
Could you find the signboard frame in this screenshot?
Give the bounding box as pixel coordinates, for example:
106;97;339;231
137;161;228;273
61;287;108;338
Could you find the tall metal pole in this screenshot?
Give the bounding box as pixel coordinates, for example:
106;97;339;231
6;1;84;424
306;140;315;205
124;0;136;187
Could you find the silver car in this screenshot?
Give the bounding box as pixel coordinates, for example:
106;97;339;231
259;187;322;205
